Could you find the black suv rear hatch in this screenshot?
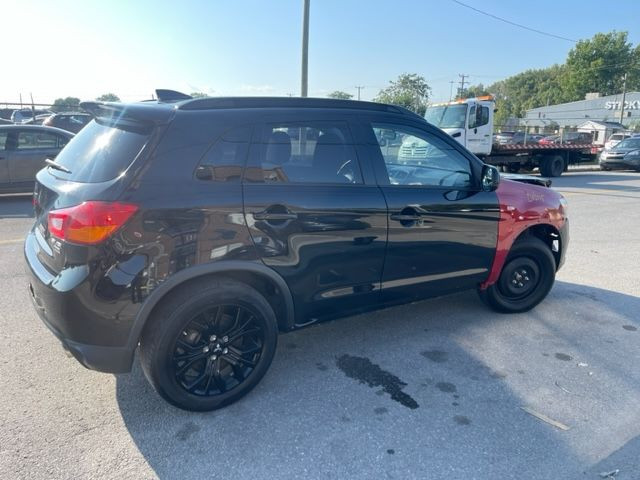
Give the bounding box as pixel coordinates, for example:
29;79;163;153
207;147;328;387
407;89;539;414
31;102;170;275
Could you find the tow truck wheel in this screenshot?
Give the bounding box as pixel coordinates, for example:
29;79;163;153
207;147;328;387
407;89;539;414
478;237;556;313
540;155;565;177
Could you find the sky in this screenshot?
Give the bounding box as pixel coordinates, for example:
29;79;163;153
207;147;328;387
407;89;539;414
3;0;640;106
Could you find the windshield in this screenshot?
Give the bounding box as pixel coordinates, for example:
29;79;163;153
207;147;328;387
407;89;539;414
615;138;640;150
51;120;151;183
425;104;468;129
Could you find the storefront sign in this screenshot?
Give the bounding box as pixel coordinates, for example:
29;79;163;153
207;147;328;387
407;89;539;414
605;100;640;110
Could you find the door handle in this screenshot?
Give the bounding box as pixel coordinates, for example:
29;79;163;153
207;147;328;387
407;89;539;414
253;212;298;221
390;214;420;222
252;205;298;222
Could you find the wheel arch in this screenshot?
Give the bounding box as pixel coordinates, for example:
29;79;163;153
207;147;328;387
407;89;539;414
125;261;295;357
512;223;562;269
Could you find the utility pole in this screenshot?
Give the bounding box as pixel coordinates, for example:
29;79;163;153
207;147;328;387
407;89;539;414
355;85;364;101
300;0;310;97
619;72;627;125
457;73;469;99
449;80;455;101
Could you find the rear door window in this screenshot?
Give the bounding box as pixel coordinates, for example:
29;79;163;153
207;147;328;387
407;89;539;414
51;120;151;183
245;121;362;184
17;131;58;149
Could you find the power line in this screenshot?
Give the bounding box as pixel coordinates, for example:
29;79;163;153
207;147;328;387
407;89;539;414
451;0;577;43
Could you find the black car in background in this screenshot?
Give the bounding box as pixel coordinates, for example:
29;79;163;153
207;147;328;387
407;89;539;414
0;125;73;193
25;92;569;411
42;112;93;133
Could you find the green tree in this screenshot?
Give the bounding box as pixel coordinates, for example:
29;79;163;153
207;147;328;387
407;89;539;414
374;73;431;115
459;83;490;99
51;97;81;112
327;90;353;100
96;93;120;102
480;30;640;128
488;64;568;128
563;31;639;99
190;92;209;98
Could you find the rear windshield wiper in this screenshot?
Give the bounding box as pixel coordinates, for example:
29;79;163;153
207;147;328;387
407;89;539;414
45;158;72;174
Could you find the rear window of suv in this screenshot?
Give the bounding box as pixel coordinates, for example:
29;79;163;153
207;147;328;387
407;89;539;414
50;120;151;183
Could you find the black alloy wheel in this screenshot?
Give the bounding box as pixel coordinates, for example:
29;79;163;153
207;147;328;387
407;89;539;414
140;278;278;411
172;304;264;397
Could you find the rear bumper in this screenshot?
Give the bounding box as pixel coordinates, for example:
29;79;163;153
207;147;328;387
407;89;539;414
24;232;135;373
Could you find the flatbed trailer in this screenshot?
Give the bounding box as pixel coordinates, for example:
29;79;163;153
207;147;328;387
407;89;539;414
483;143;598;176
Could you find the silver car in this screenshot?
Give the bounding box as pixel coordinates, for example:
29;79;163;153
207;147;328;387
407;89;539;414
0;125;74;193
599;137;640;171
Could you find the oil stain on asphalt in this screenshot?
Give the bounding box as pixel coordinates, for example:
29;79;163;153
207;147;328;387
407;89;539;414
555;353;573;361
436;382;457;393
336;354;419;409
453;415;471;426
623;325;637;331
175;421;200;441
421;350;449;363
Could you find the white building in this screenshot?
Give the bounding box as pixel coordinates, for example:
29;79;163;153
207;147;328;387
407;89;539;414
577;120;626;146
523;91;640;131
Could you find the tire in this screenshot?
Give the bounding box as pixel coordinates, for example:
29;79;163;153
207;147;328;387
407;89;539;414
540;155;565;177
139;278;278;411
506;163;521;174
478;236;556;313
600;165;611;171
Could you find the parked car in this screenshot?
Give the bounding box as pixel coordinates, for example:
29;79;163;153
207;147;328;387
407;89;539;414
25;92;569;411
0;125;74;193
494;131;515;145
604;133;632;151
599;137;640;171
507;132;545;145
560;132;593;145
42;112;93;133
11;109;52;124
23;114;56;125
538;135;559;145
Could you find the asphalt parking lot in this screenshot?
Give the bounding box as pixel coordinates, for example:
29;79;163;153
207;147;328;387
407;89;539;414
1;171;639;480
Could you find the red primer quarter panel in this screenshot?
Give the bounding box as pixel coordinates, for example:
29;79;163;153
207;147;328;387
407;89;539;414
480;179;567;289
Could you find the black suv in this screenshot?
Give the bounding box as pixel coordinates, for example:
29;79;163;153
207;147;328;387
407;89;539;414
25;91;568;411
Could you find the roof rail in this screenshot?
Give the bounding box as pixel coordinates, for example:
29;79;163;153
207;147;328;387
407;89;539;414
177;96;417;116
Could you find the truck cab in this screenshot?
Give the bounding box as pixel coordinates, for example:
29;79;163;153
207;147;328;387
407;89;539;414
424;96;495;156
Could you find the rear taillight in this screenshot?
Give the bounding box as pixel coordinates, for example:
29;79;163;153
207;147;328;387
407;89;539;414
47;201;138;245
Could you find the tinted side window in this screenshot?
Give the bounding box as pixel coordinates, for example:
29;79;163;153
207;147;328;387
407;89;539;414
17;131;58;149
372;123;472;188
245;121;362;184
195;125;252;182
0;132;7;151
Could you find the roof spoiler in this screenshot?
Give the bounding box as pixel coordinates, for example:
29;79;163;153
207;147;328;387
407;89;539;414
80;101;175;125
155;89;192;102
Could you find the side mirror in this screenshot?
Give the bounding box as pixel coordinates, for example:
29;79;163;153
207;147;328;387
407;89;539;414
481;164;500;192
